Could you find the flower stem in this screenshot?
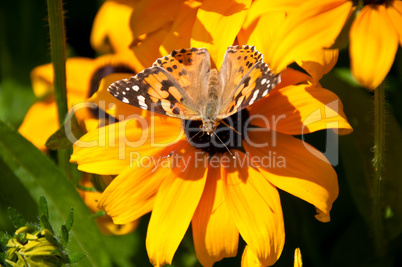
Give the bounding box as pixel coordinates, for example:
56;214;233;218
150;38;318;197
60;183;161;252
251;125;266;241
373;83;386;257
46;0;71;177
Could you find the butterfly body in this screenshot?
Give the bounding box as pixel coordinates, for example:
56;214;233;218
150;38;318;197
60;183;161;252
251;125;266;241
108;46;281;135
201;68;222;134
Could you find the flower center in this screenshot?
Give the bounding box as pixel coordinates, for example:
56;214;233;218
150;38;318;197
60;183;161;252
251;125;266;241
354;0;389;5
183;109;250;156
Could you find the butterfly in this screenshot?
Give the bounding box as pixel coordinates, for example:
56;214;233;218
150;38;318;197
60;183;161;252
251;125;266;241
107;45;281;135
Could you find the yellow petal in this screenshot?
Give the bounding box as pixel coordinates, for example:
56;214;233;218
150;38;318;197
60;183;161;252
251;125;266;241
131;25;171;69
18;100;58;152
222;152;284;266
350;4;399;89
241;245;263;267
294;248;303;267
31;58;93;99
98;145;181;224
388;1;402;45
192;164;239;266
238;11;286;62
71;118;184;175
295;48;339;83
78;175;139;235
95;216;139;236
91;0;137;54
266;0;352;73
159;1;202;55
146;148;208;266
248;83;353;135
244;0;300;29
191;0;251;68
275;68;311;89
244;131;339;222
130;0;183;38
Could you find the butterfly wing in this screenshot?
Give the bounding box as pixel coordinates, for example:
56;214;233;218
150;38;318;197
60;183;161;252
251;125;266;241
108;66;201;120
152;47;212;111
108;47;212;120
218;45;281;119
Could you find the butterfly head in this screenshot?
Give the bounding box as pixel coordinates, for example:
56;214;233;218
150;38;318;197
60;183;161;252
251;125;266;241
201;119;219;135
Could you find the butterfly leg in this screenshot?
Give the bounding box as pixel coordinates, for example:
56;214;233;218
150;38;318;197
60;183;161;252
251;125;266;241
220;120;242;135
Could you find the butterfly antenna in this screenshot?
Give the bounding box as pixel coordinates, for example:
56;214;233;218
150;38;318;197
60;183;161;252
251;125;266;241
220;120;241;135
213;132;236;159
167;130;203;158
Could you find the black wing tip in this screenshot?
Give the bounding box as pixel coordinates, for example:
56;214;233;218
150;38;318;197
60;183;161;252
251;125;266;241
106;79;130;99
152;47;209;66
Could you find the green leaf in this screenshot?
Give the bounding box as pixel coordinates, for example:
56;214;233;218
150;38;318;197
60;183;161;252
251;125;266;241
45;113;84;150
68;252;86;263
65;209;73;232
39;196;49;220
43;228;62;249
0;120;112;267
0;232;10;246
40;214;54;234
92;210;106;219
60;224;69;248
0;80;36;128
7;207;26;229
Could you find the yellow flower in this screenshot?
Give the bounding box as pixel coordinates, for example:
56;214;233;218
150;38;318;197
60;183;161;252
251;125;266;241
71;60;352;266
18;54;141;235
350;1;402;89
18;54;140;151
5;228;66;267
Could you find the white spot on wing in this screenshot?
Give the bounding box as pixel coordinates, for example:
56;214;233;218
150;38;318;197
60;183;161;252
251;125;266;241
126;87;130;91
261;78;267;85
122;97;129;103
262;89;269;97
139;102;148;109
137;95;148;109
249;89;260;105
132;85;140;91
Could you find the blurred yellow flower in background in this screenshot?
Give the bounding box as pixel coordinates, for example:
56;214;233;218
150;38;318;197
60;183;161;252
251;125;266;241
350;1;402;89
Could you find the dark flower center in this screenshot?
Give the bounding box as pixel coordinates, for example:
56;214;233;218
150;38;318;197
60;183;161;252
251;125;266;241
89;65;136;98
183;109;250;157
354;0;389;5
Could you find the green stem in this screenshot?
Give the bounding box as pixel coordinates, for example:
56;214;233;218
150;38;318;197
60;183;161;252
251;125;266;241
46;0;71;177
373;83;386;257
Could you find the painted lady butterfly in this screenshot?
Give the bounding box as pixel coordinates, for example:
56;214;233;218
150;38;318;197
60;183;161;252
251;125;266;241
108;45;281;135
